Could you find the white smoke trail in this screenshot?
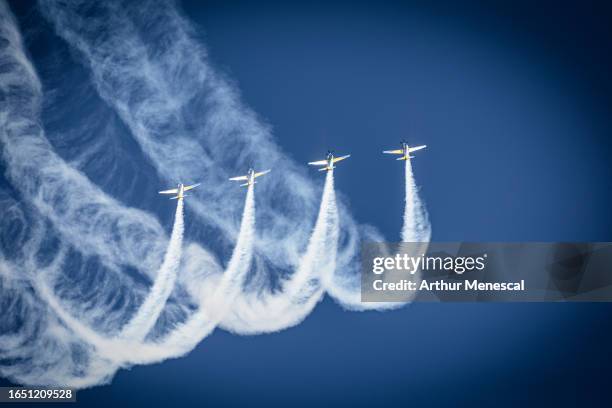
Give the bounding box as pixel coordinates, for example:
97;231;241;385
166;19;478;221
203;183;255;315
0;0;164;333
221;170;338;334
138;184;256;362
1;249;120;388
31;183;253;367
323;159;431;310
402;159;431;242
49;169;338;364
119;198;184;341
391;158;431;304
282;170;338;301
91;175;333;362
0;1;168;281
0;1;196;383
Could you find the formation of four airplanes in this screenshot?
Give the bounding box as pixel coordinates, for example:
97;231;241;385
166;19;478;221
158;141;427;200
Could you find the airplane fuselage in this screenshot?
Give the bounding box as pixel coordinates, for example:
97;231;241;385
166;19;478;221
325;154;336;170
400;142;410;160
176;183;185;200
247;168;256;185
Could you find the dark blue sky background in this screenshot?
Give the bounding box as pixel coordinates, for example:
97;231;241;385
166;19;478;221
179;0;612;243
4;0;612;406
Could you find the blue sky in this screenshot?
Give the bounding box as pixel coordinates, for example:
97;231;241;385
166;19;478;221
180;0;612;242
3;0;612;406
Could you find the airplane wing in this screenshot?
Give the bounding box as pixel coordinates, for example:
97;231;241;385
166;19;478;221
383;149;404;154
308;160;327;166
159;188;179;194
229;176;249;181
332;154;350;163
254;170;271;178
408;145;426;152
183;183;201;192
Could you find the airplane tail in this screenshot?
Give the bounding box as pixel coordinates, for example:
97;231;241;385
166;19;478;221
396;156;408;161
240;182;254;187
319;167;331;171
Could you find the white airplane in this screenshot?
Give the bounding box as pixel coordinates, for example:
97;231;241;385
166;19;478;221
229;168;271;187
158;183;200;200
383;141;426;161
308;151;350;172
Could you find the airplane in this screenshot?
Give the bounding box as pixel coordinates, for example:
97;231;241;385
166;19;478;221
308;151;350;172
229;168;271;187
383;141;426;161
158;183;200;200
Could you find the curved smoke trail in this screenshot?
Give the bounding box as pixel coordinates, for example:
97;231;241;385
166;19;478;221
18;182;253;371
0;1;189;383
140;183;257;363
221;170;339;334
119;198;184;341
32;183;254;367
324;159;431;310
